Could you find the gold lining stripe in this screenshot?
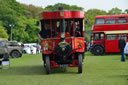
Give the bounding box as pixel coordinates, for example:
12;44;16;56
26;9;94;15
93;30;128;34
40;37;84;40
104;30;128;34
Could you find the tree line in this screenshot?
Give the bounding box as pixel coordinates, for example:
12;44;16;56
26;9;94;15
0;0;127;42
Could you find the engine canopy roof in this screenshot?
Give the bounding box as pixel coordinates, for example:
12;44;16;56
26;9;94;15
40;11;85;20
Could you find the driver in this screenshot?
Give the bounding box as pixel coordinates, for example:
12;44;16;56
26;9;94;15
38;24;51;39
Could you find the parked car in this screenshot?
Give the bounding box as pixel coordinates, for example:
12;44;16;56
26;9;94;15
23;43;41;54
0;40;9;65
7;41;24;58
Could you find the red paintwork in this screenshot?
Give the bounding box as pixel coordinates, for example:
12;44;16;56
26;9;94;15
94;14;128;32
69;60;78;67
92;14;128;53
41;36;85;54
43;51;52;54
72;38;85;52
93;24;128;32
50;61;59;68
40;10;85;68
50;60;78;68
40;11;84;20
105;40;120;52
41;36;85;68
41;40;54;52
93;40;105;46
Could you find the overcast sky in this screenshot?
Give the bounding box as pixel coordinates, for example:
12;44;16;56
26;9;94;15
16;0;128;11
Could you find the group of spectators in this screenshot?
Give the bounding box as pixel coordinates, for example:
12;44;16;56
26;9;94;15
30;43;40;54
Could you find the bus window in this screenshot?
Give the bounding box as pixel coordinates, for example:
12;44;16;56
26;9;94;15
106;35;116;40
65;20;68;32
74;19;83;37
56;21;60;33
94;33;104;40
95;18;104;24
118;34;127;40
101;33;104;39
51;20;60;37
69;20;73;36
94;34;99;40
40;20;51;38
117;19;127;23
106;20;115;24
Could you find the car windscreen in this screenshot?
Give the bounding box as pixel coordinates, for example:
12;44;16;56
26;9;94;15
7;42;19;46
0;41;6;47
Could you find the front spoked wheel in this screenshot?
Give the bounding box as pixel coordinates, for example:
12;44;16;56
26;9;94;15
45;56;50;74
78;54;82;73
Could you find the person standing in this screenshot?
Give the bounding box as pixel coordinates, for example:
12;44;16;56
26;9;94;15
75;22;81;37
118;35;126;62
30;45;33;54
36;43;40;54
38;23;51;40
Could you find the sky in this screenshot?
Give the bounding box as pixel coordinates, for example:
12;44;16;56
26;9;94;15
16;0;128;11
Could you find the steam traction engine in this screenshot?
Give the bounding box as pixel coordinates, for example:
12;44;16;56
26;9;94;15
39;9;85;74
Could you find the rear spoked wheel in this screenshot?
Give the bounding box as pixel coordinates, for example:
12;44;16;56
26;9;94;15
78;54;82;73
45;56;50;74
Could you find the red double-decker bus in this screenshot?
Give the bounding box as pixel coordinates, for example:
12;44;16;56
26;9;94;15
90;14;128;55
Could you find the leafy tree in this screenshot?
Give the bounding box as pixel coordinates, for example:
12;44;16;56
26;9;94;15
22;4;43;19
0;0;23;36
0;0;126;43
124;9;128;14
12;16;39;43
0;25;9;38
24;18;40;43
85;9;106;30
0;0;40;42
7;0;24;15
12;16;29;42
44;3;84;11
108;7;122;15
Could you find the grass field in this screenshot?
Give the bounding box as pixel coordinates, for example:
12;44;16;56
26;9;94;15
0;52;128;85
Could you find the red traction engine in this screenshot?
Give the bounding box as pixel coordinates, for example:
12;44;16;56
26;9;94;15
39;9;85;74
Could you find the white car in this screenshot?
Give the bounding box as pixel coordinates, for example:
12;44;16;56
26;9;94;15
124;43;128;57
23;43;41;54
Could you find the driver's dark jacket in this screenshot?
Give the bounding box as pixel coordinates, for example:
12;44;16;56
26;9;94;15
39;29;51;38
118;39;126;52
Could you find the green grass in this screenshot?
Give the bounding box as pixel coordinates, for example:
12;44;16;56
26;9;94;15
0;52;128;85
